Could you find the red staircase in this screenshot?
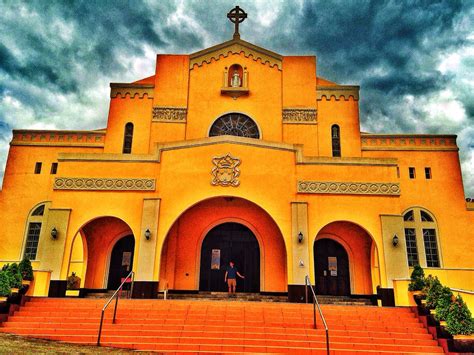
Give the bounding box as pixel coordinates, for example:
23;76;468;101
0;298;444;353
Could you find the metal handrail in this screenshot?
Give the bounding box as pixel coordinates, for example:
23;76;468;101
97;270;135;346
305;275;329;355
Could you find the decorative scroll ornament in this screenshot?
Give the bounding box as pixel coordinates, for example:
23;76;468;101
211;153;241;187
54;177;156;191
152;107;187;122
298;181;400;196
282;108;317;124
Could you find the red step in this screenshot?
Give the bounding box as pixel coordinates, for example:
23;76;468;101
0;298;444;353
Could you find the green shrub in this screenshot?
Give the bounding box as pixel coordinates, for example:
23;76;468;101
446;295;474;336
7;263;22;289
67;272;81;290
435;286;454;321
0;271;11;297
408;265;426;291
18;258;34;281
424;275;443;309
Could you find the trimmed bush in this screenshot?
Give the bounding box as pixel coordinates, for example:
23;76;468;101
424;275;443;309
67;272;81;290
435;286;454;321
408;265;426;291
0;271;11;298
18;258;34;281
446;294;474;335
7;263;22;289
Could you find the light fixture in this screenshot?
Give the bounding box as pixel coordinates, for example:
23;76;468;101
392;234;399;246
51;227;58;239
298;232;304;243
145;229;151;240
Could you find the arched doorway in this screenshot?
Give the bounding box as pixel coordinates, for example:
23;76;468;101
199;222;260;292
314;239;350;296
107;235;135;290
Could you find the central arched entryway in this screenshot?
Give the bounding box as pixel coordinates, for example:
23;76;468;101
199;222;260;293
314;239;350;296
107;235;135;290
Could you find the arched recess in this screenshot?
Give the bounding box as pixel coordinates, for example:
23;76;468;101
313;221;380;295
68;216;135;290
159;196;287;292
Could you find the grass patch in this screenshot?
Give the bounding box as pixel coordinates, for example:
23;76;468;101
0;332;139;354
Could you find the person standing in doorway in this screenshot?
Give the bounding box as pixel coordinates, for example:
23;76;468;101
224;261;244;294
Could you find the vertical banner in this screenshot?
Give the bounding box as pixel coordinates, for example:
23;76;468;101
328;256;337;276
211;249;221;270
122;252;132;271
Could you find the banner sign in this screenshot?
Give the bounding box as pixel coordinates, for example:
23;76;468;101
328;256;337;276
211;249;221;270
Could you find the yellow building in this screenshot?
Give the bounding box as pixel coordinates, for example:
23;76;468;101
0;9;473;305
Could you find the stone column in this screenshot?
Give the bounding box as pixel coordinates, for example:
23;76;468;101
288;202;309;302
134;198;161;298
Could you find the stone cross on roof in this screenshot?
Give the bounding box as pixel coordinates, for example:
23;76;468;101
227;6;247;39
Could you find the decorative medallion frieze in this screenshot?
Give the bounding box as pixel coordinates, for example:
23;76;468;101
54;177;156;191
282;108;317;124
152;106;187;122
298;181;400;196
211;153;241;187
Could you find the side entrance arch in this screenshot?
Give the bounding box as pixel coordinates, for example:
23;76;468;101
314;238;350;296
199;222;260;292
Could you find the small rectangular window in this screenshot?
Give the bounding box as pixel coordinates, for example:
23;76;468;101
24;222;42;260
404;228;419;267
425;167;432;179
409;167;416;179
34;162;42;174
396;167;400;178
423;229;440;267
50;162;58;175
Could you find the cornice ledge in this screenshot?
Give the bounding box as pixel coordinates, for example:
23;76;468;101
57;152;159;163
190;38;282;70
317;85;360;101
156;136;297;156
297;156;398;166
110;83;154;99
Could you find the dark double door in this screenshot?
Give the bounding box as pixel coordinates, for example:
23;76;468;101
107;235;135;290
199;223;260;293
314;238;350;296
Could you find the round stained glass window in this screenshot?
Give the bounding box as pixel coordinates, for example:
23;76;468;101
209;113;260;139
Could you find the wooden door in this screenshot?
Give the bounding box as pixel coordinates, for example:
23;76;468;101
199;223;260;292
107;235;135;290
314;239;350;296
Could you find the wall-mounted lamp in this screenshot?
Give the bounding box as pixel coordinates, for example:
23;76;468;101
51;227;58;239
298;232;304;243
145;229;151;240
392;234;399;247
299;260;305;267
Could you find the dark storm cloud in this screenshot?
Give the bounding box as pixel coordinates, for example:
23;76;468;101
0;0;472;194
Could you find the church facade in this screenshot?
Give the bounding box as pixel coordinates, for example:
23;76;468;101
1;12;473;303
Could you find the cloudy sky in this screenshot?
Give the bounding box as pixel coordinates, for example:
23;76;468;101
0;0;473;195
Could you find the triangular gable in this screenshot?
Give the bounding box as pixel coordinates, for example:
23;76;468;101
190;38;282;70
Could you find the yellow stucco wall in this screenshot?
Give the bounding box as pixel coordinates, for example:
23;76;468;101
0;38;472;298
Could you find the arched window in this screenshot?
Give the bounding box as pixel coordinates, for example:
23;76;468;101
403;208;440;268
209;113;260;139
331;124;341;157
122;122;134;154
23;204;46;260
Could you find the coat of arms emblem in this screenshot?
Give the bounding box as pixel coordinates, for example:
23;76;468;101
211;153;241;187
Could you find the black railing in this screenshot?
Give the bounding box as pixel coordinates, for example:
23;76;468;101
305;275;329;355
97;270;135;346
